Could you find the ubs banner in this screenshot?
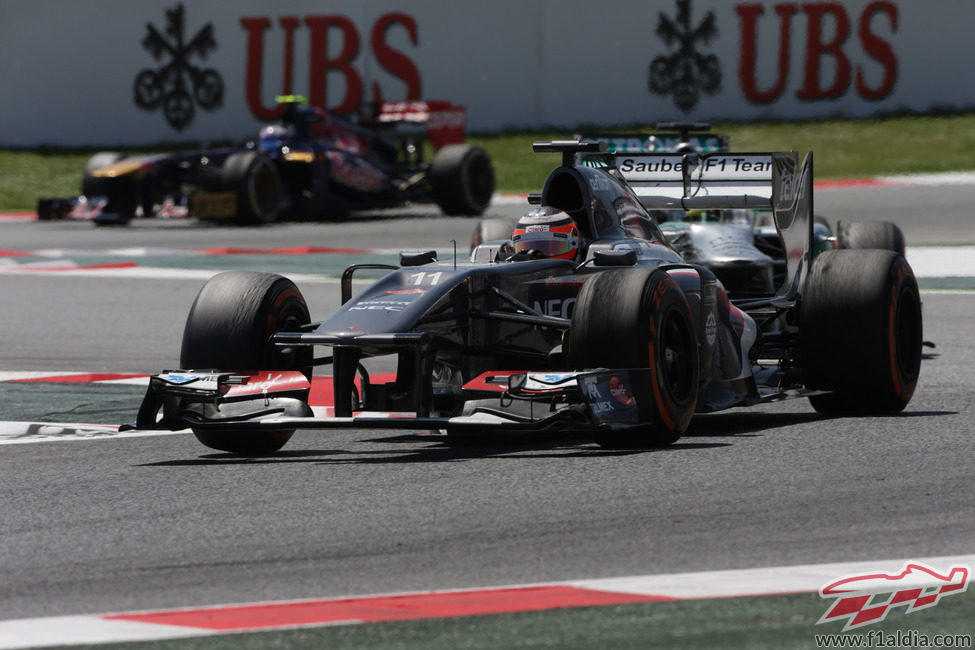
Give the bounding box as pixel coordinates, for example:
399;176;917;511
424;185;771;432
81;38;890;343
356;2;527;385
0;0;970;146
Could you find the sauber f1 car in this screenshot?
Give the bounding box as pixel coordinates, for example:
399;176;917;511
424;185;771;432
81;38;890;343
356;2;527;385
37;96;495;225
124;140;923;454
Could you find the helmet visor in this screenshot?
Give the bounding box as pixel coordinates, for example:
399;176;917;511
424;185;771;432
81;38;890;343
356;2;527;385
511;231;576;258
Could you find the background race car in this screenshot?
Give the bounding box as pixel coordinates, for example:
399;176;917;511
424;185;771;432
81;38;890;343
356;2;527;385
36;96;495;226
472;122;906;296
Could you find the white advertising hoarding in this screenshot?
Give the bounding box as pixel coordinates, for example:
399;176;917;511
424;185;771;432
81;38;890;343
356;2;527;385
0;0;971;146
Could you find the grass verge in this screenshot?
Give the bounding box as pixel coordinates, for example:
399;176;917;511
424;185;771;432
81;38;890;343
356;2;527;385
2;113;975;209
69;589;975;650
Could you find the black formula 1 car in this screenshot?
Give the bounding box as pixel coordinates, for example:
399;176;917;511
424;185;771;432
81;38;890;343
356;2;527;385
125;140;923;455
37;97;495;225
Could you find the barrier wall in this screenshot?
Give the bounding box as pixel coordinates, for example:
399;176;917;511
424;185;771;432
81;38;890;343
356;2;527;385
1;0;971;146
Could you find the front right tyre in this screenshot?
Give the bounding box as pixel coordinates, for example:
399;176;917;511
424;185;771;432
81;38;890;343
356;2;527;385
180;271;313;454
570;268;699;448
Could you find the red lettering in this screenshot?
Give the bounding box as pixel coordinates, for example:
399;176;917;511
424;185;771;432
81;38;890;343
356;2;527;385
797;3;852;100
241;13;424;120
737;3;799;104
279;16;300;99
370;12;422;103
241;17;279;120
306;16;363;114
241;16;301;120
856;1;898;100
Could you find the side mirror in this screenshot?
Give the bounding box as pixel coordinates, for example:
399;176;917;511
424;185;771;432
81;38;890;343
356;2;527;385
593;250;637;267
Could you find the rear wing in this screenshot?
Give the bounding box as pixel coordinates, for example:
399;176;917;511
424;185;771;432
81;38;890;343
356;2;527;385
574;131;729;154
614;150;815;299
615;151;797;211
369;100;467;149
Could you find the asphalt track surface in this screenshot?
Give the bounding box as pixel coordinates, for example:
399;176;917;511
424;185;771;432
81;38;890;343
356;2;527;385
1;185;973;624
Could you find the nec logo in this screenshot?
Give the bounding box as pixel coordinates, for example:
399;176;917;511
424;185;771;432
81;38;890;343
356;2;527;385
817;561;970;631
533;298;575;319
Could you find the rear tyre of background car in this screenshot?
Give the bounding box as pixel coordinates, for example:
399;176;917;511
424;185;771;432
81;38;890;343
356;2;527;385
836;220;905;256
221;151;282;225
570;268;699;448
82;151;138;226
181;271;313;453
429;144;495;216
801;249;922;415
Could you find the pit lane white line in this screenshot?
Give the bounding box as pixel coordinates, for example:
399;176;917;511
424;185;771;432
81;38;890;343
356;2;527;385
0;553;971;649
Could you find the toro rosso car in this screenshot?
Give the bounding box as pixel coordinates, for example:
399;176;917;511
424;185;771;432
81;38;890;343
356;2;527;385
124;140;922;454
37;96;494;225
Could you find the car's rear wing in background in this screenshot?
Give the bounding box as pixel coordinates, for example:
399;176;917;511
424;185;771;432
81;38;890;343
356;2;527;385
615;150;815;300
575;130;729;154
369;100;467;150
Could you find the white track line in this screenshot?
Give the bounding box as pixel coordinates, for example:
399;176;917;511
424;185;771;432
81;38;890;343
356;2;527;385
0;554;971;649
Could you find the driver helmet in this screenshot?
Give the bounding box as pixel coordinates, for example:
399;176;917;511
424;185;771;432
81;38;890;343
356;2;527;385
258;124;289;153
511;206;580;260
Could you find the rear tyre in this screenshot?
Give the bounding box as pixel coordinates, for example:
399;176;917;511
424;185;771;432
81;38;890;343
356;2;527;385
570;269;699;448
221;151;282;225
801;249;922;415
181;271;313;454
836;220;905;256
429;144;495;216
82;152;137;226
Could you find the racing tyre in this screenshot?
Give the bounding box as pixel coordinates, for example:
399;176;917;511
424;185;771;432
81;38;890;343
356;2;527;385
801;249;922;415
570;268;699;448
221;152;282;225
836;220;905;256
470;216;516;251
82;152;137;226
429;144;495;216
181;271;313;454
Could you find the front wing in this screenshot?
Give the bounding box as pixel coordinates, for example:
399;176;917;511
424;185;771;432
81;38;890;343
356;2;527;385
125;369;660;436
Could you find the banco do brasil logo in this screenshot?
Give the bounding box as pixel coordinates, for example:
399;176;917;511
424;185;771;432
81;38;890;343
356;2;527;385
134;3;224;131
648;0;721;112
